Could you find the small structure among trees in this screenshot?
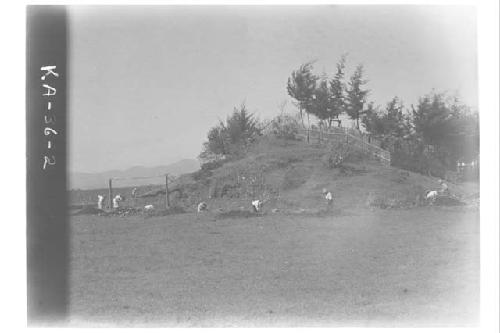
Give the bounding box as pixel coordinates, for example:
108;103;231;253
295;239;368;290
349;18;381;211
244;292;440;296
285;55;479;178
362;92;479;177
198;55;479;181
287;55;370;133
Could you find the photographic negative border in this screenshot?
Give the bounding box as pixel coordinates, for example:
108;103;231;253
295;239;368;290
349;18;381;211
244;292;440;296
26;5;69;325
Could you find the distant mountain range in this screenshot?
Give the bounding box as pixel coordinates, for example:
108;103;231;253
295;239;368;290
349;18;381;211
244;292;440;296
69;159;200;190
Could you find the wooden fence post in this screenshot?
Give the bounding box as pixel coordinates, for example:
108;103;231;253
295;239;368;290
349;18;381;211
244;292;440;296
108;178;113;210
165;174;170;209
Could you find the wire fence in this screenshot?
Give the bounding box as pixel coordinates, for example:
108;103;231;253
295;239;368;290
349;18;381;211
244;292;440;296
104;174;175;210
111;174;170;181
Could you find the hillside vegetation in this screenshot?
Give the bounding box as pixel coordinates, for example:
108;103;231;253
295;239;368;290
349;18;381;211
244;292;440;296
70;136;478;216
165;137;477;213
70;55;479;213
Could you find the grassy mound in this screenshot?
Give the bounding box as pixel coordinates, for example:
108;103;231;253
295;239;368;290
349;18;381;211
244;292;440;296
69;137;479;213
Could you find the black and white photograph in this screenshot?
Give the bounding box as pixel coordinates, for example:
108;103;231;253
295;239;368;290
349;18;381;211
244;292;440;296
20;1;499;329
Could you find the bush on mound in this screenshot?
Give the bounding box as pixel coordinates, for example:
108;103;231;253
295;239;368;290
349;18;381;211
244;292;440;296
266;113;301;140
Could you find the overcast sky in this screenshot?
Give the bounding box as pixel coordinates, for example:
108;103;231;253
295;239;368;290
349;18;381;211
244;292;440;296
69;5;477;173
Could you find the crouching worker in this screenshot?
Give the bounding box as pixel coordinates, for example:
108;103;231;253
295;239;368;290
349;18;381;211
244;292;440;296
197;201;208;213
323;188;333;207
438;179;450;195
251;199;263;213
113;194;124;209
426;190;439;205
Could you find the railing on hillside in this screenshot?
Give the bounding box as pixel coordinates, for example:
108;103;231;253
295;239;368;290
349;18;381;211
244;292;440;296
298;127;391;167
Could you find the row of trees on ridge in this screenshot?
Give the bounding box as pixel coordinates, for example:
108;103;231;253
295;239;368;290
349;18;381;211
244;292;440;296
286;55;369;130
199;55;479;178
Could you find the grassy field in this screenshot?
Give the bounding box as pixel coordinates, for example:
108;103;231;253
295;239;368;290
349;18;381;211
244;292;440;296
68;206;479;327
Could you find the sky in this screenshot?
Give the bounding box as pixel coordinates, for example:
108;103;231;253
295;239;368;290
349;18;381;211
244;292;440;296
69;5;477;173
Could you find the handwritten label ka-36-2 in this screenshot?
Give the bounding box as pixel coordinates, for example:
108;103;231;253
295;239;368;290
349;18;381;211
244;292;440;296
41;65;59;170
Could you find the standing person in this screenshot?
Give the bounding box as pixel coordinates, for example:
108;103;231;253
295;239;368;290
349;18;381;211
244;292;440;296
97;195;105;210
131;188;138;208
323;188;333;208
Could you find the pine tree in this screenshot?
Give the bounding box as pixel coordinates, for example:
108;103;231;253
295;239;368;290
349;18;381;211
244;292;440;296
328;54;347;127
199;103;262;162
345;64;370;129
287;62;318;140
309;79;330;123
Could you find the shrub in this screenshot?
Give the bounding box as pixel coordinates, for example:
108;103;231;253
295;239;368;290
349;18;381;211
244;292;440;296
200;103;262;163
392;149;447;178
322;142;352;169
267;114;301;140
201;159;225;171
344;149;372;164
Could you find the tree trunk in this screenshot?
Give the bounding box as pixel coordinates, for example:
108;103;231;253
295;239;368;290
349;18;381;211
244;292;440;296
299;106;305;127
307;112;310;143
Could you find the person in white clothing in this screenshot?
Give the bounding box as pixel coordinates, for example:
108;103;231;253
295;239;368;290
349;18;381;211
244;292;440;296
97;195;105;210
113;195;123;209
197;202;208;212
438;179;449;195
251;199;263;212
426;190;439;204
323;188;333;207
